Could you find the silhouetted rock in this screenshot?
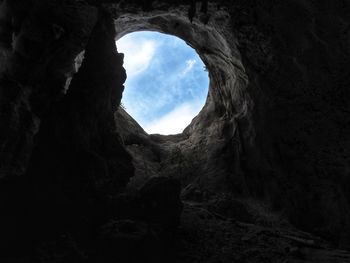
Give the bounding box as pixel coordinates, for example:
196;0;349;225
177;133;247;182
140;176;183;229
208;196;254;223
97;219;160;263
110;177;183;230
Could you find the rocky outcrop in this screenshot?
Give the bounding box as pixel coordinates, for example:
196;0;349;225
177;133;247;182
113;0;350;249
0;0;97;178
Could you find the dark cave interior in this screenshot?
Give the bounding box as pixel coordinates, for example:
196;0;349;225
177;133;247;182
0;0;350;262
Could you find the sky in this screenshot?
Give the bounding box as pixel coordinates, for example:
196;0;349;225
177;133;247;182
116;31;209;135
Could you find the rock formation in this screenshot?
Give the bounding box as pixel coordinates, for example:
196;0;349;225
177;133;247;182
0;0;350;262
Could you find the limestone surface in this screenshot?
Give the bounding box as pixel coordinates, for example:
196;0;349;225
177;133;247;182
0;0;349;262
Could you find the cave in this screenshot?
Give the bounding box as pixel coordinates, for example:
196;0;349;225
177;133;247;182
0;0;350;262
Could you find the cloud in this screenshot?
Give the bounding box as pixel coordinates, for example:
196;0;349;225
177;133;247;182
116;37;156;77
144;102;202;135
181;59;196;76
117;31;209;135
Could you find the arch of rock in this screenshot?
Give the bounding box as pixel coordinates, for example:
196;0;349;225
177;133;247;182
0;0;349;261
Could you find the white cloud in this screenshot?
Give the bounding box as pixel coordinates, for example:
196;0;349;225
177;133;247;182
117;32;208;135
116;37;156;77
143;102;202;135
181;59;196;76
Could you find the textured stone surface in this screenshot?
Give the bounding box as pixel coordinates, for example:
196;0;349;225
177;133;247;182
113;0;350;249
0;0;349;262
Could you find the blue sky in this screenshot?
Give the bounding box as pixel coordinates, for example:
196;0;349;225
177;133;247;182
116;31;209;135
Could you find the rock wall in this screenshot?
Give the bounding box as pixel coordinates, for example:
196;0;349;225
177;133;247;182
230;0;350;247
113;0;350;248
0;0;349;261
0;1;137;258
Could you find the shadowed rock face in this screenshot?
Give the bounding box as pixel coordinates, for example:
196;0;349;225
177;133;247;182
0;0;350;262
115;0;350;248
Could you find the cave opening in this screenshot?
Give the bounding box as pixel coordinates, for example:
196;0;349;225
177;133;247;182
112;10;249;191
116;31;209;135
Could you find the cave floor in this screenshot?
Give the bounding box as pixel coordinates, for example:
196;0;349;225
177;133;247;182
173;201;350;263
